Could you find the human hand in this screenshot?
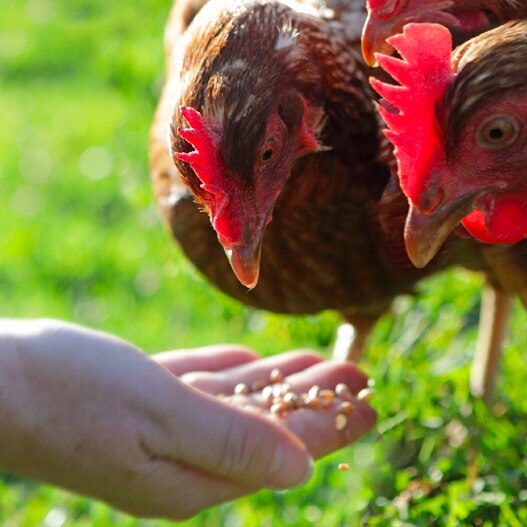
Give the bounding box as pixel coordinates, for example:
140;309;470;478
0;319;376;519
156;345;376;463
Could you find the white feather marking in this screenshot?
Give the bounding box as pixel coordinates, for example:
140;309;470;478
228;58;249;70
275;21;300;50
237;94;257;117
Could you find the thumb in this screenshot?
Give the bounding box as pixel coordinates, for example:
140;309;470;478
154;383;313;490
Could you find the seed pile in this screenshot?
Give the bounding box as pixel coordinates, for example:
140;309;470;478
228;369;375;474
231;369;374;432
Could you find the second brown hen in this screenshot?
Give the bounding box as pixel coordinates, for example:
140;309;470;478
372;21;527;399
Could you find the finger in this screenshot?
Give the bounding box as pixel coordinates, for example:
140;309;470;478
153;345;259;376
281;361;369;395
148;384;313;491
181;349;323;394
278;397;377;460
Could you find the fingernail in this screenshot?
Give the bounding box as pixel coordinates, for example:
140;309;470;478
295;454;314;487
265;443;314;490
344;401;377;443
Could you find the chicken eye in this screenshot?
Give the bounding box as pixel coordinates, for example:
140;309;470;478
260;138;278;162
477;116;520;150
261;148;274;161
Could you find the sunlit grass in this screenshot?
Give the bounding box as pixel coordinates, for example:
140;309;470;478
1;1;527;525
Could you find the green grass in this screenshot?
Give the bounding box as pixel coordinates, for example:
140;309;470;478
1;1;527;525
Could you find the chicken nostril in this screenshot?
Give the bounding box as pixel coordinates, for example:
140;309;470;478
420;186;445;214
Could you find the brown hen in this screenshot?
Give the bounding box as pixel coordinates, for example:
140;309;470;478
372;21;527;400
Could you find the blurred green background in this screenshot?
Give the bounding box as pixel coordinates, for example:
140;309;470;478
1;1;527;525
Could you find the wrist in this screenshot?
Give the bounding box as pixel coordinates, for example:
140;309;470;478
0;322;31;472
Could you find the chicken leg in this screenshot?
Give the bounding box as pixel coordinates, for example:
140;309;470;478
470;286;511;403
333;311;382;362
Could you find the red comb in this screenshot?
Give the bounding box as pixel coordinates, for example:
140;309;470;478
175;106;242;244
370;23;455;204
175;106;227;197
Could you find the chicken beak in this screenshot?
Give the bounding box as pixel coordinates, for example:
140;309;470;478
361;16;396;67
224;227;265;290
404;192;479;268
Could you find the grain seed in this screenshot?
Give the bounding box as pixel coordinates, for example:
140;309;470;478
308;385;320;400
234;383;250;395
319;389;335;401
357;388;374;403
335;383;352;400
269;368;284;383
337;401;354;415
283;392;298;408
262;385;274;403
335;413;348;431
270;402;287;416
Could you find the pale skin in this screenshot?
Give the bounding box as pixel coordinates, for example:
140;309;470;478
0;318;376;520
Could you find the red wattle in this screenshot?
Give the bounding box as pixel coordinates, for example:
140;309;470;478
462;192;527;244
